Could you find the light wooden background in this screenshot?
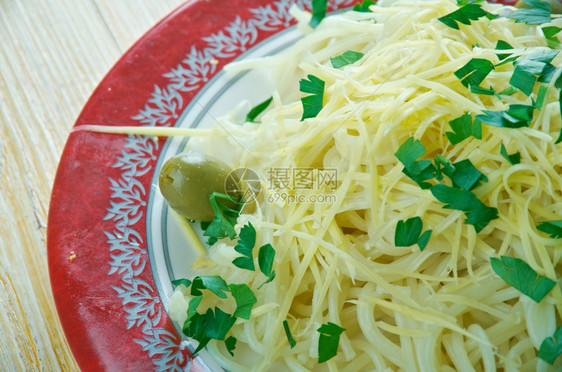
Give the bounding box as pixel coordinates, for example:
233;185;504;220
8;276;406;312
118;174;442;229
0;1;186;370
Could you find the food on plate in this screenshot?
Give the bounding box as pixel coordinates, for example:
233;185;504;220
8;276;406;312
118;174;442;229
89;0;562;369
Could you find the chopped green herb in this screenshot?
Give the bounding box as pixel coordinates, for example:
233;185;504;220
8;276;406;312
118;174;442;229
225;336;237;357
510;50;559;95
283;320;297;348
442;159;488;191
178;276;259;357
204;307;237;340
499;86;517;96
495;40;514;61
184;297;201;325
469;84;496;96
538;63;558;83
490;256;556;303
542;26;561;49
183;304;238;354
534;85;548;109
203;192;242;245
171;278;192;288
528;49;559;64
330;50;364;68
454;58;495;87
434;155;455;181
476;104;534;128
438;3;493;30
500;143;521;165
229;283;257;320
246;96;273;123
300;74;325;120
509;66;538;96
507;0;551;25
187;295;203;320
395;137;436;189
495;42;519;67
183;310;209;353
257;243;276;287
446;113;482;145
457;0;486;5
394;216;432;251
191;275;230;298
232;222;256;271
353;0;375;12
537;220;562;238
431;184;498;232
317;322;346;363
309;0;328;28
537;326;562;364
417;230;432;251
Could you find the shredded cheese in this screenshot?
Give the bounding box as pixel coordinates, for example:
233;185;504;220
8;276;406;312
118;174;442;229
154;0;562;370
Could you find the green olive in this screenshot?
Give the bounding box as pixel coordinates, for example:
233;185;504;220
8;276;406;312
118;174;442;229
158;152;236;221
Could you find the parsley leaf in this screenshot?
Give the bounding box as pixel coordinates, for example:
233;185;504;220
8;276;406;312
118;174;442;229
542;26;562;49
509;50;559;95
283;320;297;348
434;155;455;181
353;0;375;12
394;216;432;251
537;326;562;364
225;336;237;357
446;113;482;145
537;220;562;238
469;84;496;96
476;104;534;128
300;74;325;120
442;159;488;191
309;0;328;28
191;276;230;298
431;184;498;232
395;137;436;189
510;66;537;96
495;40;515;61
500;143;521;165
534;85;548;109
490;256;556;302
205;307;237;340
438;3;492;30
507;0;551;25
499;86;517;96
229;283;257;320
495;41;519;67
454;58;495;87
246;96;273;123
171;278;192;288
330;50;364;68
187;295;203;321
203;192;242;245
178;276;259;357
232;222;256;271
317;322;345;363
183;310;210;353
258;243;276;287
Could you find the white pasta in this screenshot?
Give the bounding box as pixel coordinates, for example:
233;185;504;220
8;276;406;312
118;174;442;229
117;0;562;370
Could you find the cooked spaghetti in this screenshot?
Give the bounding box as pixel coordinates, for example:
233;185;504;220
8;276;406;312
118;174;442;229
161;0;562;370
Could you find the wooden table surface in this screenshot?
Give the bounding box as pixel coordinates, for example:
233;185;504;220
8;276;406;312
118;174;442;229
0;1;185;370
